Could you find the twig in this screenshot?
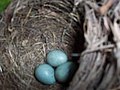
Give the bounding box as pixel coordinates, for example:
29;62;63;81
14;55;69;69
0;66;3;73
98;0;115;15
110;86;120;90
82;44;114;55
24;7;32;24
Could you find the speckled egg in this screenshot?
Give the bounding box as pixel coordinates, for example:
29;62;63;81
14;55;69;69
47;50;68;67
55;61;78;83
35;64;56;85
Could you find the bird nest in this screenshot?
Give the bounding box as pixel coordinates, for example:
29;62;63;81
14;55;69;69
0;0;120;90
0;0;83;90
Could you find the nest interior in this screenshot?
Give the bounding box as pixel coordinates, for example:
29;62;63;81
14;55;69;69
0;0;84;90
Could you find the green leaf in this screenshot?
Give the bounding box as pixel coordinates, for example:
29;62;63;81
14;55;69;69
0;0;11;13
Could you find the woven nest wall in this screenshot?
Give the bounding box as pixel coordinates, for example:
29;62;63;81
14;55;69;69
0;0;84;90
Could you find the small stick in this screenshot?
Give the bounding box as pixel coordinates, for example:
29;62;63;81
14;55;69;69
99;0;115;15
81;44;114;55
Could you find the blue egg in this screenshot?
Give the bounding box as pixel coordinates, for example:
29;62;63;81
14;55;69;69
55;62;78;83
47;50;68;67
35;64;56;85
